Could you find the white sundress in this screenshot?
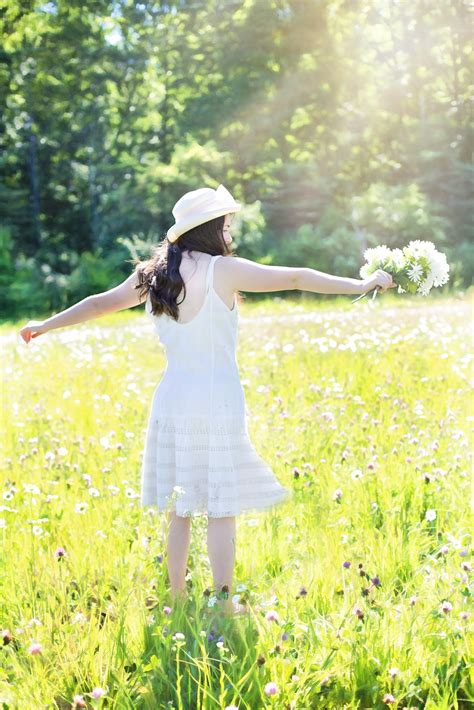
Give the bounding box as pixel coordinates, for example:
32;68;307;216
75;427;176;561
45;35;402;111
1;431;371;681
140;254;291;518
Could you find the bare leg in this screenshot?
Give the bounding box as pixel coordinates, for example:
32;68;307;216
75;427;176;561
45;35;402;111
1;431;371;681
206;516;236;615
166;510;191;602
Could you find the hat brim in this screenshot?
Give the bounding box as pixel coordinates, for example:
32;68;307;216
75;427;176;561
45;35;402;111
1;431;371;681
167;205;241;243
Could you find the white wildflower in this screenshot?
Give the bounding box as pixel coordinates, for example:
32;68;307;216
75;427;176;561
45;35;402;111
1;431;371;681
407;263;423;283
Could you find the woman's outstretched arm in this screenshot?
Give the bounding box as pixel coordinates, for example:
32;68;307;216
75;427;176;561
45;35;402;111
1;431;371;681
20;271;144;343
220;256;394;296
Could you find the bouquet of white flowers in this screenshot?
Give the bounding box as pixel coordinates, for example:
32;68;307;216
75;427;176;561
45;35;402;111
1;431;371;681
352;240;450;304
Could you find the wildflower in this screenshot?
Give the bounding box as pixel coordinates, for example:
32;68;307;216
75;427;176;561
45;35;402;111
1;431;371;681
407;263;423;283
351;468;364;480
2;629;13;645
73;696;87;709
388;667;400;678
409;595;417;606
265;610;279;622
173;632;185;641
440;544;449;554
75;502;89;514
23;483;41;494
343;560;351;569
332;488;343;502
163;606;172;616
257;655;266;666
264;682;279;696
425;509;436;522
383;693;396;704
225;706;239;710
291;674;300;681
459;611;469;620
354;607;364;619
54;547;66;559
440;600;452;614
28;642;42;654
219;585;229;600
371;576;381;587
281;631;289;641
91;687;106;699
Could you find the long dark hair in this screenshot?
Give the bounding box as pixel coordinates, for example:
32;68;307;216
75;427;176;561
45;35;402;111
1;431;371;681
131;215;238;321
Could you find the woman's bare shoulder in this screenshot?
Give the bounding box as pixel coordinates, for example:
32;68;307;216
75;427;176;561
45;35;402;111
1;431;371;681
217;255;300;293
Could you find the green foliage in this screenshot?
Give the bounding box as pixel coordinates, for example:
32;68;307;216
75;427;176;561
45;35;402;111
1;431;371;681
67;245;131;302
447;240;474;289
350;183;449;250
269;204;366;276
0;0;472;319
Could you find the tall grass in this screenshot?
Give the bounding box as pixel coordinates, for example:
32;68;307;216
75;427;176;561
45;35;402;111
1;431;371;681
0;292;472;709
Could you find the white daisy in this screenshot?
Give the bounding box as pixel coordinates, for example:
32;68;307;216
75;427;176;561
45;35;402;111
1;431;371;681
407;263;423;283
363;245;392;263
390;248;404;269
428;252;450;287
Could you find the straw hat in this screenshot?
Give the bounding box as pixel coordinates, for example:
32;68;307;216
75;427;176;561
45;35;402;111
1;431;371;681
166;184;241;243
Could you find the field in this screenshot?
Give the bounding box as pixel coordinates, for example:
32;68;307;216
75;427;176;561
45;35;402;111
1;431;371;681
0;292;472;709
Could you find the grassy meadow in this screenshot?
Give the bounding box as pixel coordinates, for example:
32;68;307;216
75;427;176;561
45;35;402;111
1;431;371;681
0;291;473;709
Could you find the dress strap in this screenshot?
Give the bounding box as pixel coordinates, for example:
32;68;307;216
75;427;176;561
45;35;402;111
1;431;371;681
205;255;221;294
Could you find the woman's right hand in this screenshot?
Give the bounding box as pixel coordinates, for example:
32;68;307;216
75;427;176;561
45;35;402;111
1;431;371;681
19;320;49;344
360;269;396;295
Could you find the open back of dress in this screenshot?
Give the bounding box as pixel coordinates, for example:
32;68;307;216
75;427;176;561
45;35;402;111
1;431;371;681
140;254;291;518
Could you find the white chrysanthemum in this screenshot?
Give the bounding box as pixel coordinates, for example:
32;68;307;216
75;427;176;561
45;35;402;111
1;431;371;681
428;251;450;287
389;248;404;269
359;263;373;279
407;240;437;256
417;273;434;296
407;263;423;283
363;245;392;264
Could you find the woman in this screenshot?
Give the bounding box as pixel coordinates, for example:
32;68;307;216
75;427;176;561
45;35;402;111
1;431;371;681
20;184;395;616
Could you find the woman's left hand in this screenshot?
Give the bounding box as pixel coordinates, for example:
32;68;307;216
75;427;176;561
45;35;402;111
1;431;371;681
20;320;49;344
